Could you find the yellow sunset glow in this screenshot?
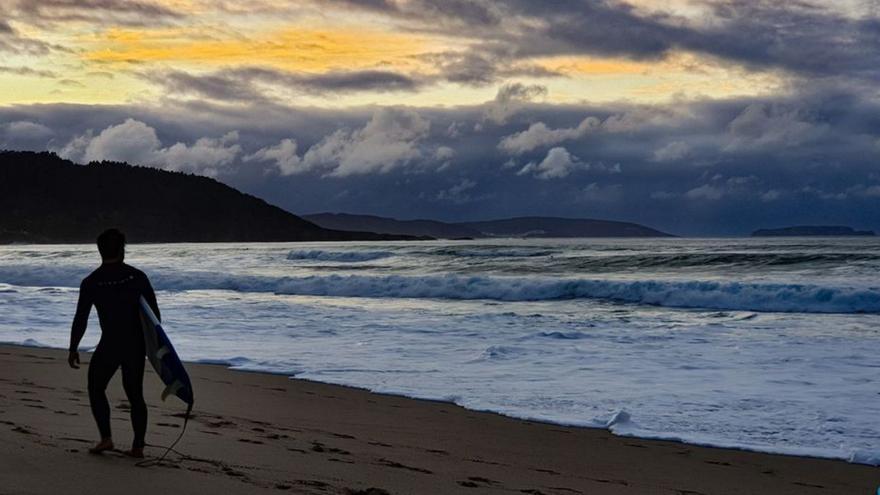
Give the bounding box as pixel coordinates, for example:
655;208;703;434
0;1;792;108
82;27;439;73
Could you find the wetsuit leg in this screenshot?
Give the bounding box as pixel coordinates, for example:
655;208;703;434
120;351;147;449
87;344;119;440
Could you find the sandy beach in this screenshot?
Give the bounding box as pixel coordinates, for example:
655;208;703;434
1;344;876;494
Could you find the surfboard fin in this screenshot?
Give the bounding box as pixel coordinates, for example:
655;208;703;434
161;380;185;402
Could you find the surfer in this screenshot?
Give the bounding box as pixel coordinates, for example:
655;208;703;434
68;228;160;459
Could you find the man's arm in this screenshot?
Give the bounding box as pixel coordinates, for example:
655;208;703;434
69;280;92;369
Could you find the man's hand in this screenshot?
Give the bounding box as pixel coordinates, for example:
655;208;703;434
68;350;80;369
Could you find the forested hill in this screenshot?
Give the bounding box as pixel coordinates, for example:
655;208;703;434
0;151;419;243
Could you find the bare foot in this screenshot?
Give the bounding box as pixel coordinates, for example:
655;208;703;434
124;448;144;458
88;438;114;454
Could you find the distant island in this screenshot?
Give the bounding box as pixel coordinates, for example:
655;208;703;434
303;213;482;239
0;151;422;243
752;226;876;237
305;213;673;239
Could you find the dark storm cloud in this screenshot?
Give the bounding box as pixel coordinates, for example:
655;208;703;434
332;0;502;28
0;1;179;55
145;67;427;104
324;0;880;81
676;2;880;79
0;66;58;78
421;51;562;87
6;0;182;26
234;67;425;93
0;19;60;55
3;83;880;235
147;63;556;103
146;70;271;104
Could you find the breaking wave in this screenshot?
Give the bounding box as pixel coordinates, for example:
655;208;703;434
286;249;394;262
1;265;878;314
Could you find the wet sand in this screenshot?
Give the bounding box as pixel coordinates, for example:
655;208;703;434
1;344;876;494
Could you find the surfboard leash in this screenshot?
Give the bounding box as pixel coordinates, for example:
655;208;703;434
136;403;192;468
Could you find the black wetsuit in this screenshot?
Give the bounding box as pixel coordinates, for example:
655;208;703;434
70;262;160;449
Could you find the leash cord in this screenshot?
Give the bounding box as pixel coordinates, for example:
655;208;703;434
136;404;192;468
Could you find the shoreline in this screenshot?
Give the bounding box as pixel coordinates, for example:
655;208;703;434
4;338;878;467
2;343;877;494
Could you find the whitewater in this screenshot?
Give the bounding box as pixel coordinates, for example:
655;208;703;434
0;238;878;464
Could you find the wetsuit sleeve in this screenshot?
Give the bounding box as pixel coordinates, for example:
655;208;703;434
70;280;92;352
142;275;161;322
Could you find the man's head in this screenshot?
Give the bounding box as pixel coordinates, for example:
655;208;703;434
97;228;125;262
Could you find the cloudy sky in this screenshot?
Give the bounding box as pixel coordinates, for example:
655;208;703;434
1;0;879;235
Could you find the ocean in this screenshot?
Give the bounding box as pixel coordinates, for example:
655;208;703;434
1;238;878;464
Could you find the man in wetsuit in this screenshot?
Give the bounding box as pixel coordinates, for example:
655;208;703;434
68;229;160;458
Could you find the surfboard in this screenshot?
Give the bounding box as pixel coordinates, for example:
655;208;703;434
138;296;194;408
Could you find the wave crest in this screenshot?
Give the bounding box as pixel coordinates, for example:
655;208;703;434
1;266;878;313
286;250;393;262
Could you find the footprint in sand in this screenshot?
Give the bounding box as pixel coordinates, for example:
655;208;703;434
346;488;390;495
310;442;349;455
584;477;628;486
207;420;236;428
12;426;34;435
293;480;330;490
58;437;91;444
377;458;432;474
221;466;248;478
533;468;559;475
548;488;582;494
792;481;825;489
467;458;507;467
459;476;499;488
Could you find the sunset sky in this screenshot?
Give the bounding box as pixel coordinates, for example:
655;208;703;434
1;0;879;234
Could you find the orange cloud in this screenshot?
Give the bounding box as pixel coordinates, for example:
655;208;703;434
83;26;437;73
538;56;652;76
